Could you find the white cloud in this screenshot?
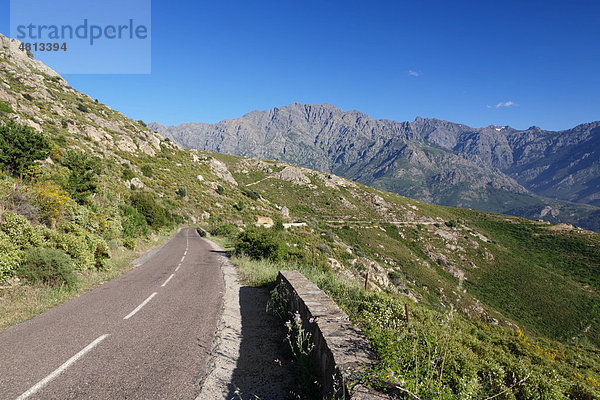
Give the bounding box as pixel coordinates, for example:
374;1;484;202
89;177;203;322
408;70;420;77
488;101;516;109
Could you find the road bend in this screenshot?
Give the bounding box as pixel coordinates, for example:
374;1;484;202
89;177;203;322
0;228;225;400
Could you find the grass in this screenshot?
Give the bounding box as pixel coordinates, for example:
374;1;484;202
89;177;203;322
0;228;176;331
0;100;14;114
225;248;600;400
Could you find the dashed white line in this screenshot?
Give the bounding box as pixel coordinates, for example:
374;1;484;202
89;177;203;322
16;334;109;400
124;292;158;320
161;273;175;287
180;256;185;263
175;263;181;272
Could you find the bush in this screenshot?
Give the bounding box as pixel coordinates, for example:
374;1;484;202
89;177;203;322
76;103;89;113
445;220;457;228
123;237;137;250
176;186;187;198
0;121;51;177
235;228;288;262
0;211;45;249
129;191;171;229
60;150;101;204
196;228;207;237
16;247;78;287
209;223;238;237
140;165;153;178
86;235;111;270
240;186;261;200
33;181;73;226
49;231;94;270
120;204;148;237
216;185;225;195
0;233;24;282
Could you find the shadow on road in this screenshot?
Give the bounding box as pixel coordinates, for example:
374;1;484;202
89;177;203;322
209;249;234;258
225;286;295;400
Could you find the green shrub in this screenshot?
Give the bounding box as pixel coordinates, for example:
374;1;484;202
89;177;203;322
0;121;50;177
273;219;284;231
129;191;171;229
60;150;101;204
16;247;78;287
215;185;225;195
209;223;238;237
172;213;185;224
233;200;244;211
49;231;94;270
0;211;44;249
285;247;311;265
76;103;89;113
140;165;153;178
123;237;137;250
235;228;288;262
176;186;187;198
445;219;457;228
120;204;148;237
86;235;111;270
0;233;24;282
240;186;261;200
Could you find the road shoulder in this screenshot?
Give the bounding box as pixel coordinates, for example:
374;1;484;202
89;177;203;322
197;239;294;399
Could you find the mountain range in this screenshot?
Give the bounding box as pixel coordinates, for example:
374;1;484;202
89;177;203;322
150;104;600;231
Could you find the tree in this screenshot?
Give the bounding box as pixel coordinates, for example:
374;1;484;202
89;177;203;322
129;191;171;229
60;150;102;204
0;121;51;178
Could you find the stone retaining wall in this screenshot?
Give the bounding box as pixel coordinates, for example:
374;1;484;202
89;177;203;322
276;271;387;399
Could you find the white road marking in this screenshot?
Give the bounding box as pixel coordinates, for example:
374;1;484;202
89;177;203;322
161;274;175;287
124;292;158;320
16;334;109;400
180;256;185;263
175;263;181;272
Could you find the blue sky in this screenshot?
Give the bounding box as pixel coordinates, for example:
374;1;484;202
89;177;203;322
1;0;599;130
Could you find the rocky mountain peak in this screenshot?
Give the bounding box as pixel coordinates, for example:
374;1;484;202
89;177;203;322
150;103;600;230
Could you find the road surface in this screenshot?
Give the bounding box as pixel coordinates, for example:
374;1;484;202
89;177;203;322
0;228;224;400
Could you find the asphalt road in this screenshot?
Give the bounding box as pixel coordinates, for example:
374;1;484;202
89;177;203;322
0;228;224;400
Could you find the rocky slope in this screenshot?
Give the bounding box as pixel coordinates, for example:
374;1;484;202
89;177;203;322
151;103;600;231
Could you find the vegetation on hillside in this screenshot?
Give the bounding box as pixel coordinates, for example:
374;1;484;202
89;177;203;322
227;238;600;399
0;122;182;287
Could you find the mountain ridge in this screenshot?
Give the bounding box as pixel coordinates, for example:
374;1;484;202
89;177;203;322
150;103;600;230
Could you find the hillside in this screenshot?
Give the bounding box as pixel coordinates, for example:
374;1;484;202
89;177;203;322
1;33;600;398
150;103;600;231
